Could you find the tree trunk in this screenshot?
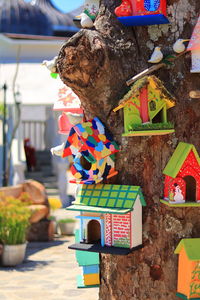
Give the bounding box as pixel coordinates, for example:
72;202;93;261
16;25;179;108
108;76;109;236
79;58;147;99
57;1;200;299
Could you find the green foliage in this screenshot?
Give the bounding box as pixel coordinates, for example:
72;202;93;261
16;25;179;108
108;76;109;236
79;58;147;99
129;122;174;131
58;218;76;223
0;194;32;245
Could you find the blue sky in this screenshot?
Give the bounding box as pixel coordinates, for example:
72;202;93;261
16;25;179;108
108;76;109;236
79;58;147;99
25;0;83;12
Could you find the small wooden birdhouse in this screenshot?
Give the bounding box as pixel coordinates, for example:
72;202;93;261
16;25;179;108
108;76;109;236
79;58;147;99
113;76;175;137
161;142;200;207
53;86;83;135
175;239;200;300
115;0;169;26
62;117;119;184
187;15;200;73
67;184;146;255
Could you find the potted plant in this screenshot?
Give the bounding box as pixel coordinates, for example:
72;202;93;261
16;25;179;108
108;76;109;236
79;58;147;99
58;218;76;235
0;195;32;266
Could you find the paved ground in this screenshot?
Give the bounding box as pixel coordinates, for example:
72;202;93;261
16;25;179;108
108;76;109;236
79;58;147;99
0;168;99;300
0;234;99;300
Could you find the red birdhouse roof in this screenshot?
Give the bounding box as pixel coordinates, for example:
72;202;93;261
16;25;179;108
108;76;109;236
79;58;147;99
163;142;200;178
187;15;200;51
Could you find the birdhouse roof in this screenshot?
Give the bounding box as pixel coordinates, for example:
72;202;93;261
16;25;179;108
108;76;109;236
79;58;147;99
53;86;83;113
113;75;175;112
67;184;146;214
163;142;200;178
62;117;119;162
187;15;200;51
174;239;200;261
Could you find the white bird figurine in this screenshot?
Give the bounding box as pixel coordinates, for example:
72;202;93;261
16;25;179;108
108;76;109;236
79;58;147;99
42;56;58;73
172;39;190;53
50;142;65;157
148;47;163;64
80;12;94;28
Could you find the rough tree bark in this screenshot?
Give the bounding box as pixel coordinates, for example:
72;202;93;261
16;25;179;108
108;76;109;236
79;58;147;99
57;1;200;299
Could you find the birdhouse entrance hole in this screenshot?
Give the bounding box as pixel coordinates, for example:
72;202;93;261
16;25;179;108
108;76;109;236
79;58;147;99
183;176;196;202
87;220;101;244
152;108;163;123
80;156;92;170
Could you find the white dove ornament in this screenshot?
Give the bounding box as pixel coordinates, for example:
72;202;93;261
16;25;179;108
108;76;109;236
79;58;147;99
80;13;94;28
50;143;65;157
148;47;163;64
173;39;190;53
42;56;58;73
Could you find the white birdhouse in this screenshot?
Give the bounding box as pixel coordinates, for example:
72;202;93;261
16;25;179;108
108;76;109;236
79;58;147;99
187;15;200;73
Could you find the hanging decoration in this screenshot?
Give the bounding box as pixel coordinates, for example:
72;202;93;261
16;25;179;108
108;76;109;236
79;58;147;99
148;47;163;63
42;55;58;78
62;117;119;184
173;39;190;54
115;0;169;26
174;239;200;300
67;184;146;255
113;75;175;136
79;0;100;28
161;142;200;207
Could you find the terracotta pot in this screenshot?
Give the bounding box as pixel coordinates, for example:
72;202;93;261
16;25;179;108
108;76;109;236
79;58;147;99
59;222;75;235
2;243;27;267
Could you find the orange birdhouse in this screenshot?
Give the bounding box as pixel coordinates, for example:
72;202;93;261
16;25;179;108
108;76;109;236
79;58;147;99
174;239;200;300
